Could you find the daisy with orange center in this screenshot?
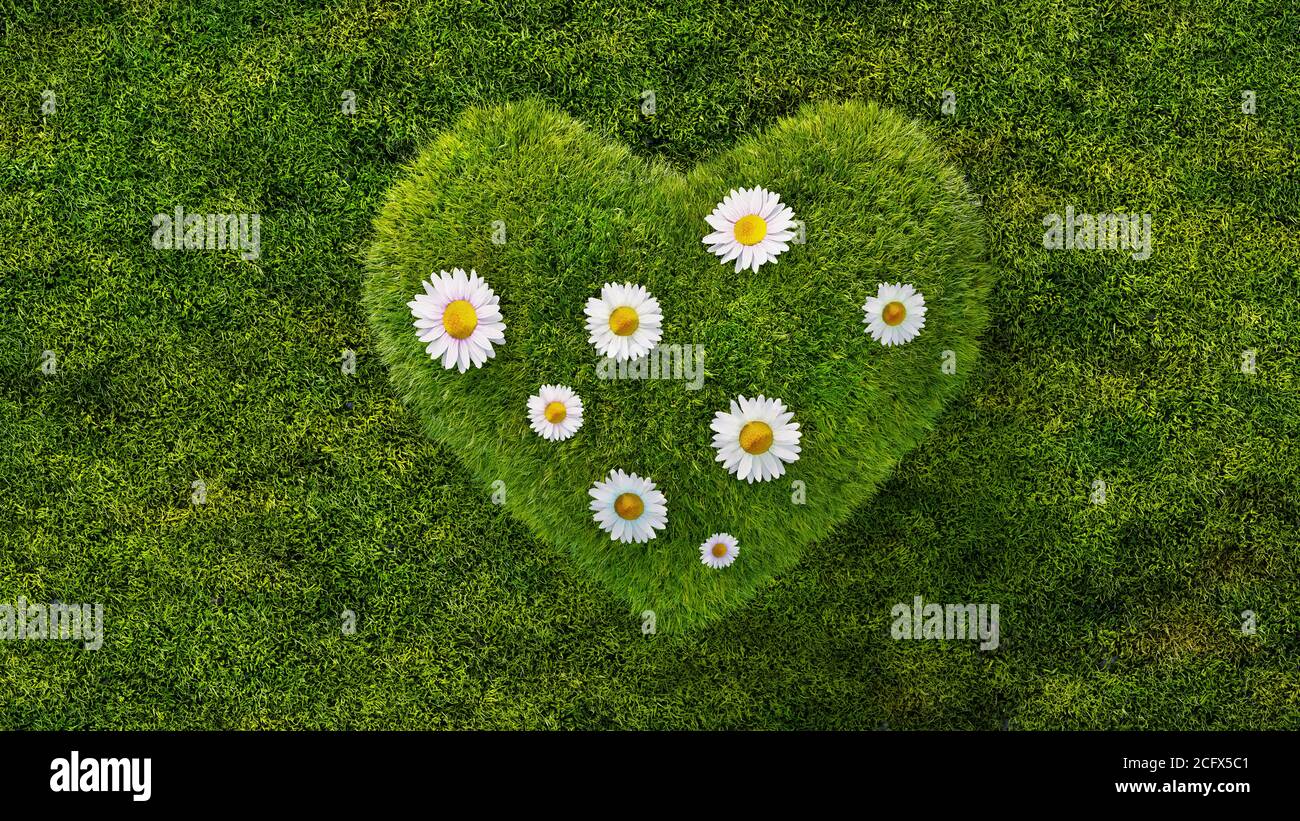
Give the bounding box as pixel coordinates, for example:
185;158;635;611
863;282;927;346
703;186;798;273
584;282;663;362
699;532;739;569
710;394;802;483
409;268;506;372
588;470;668;543
527;384;584;441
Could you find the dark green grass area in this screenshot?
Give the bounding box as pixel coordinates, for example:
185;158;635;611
1;0;1297;728
364;99;990;628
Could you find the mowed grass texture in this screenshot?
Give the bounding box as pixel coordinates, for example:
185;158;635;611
2;0;1297;728
365;99;990;628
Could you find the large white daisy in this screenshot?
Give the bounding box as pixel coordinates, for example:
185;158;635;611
588;469;668;543
409;268;506;372
703;186;797;273
527;384;584;441
863;282;927;346
711;394;802;483
584;282;663;362
699;532;739;569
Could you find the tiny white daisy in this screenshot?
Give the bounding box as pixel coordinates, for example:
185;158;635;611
703;186;797;273
699;532;739;569
588;469;668;543
527;384;584;441
711;394;802;483
409;268;506;372
584;282;663;362
863;282;927;346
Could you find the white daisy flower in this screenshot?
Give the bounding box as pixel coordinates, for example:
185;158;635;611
584;282;663;362
527;384;584;441
588;469;668;543
699;532;739;569
711;394;802;483
702;186;797;273
409;268;506;372
863;282;927;346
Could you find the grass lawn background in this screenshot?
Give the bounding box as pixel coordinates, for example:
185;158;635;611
2;0;1297;728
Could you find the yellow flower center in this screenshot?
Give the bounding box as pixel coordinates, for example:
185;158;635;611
614;492;644;520
544;401;567;423
739;421;774;455
882;301;907;326
711;542;729;558
733;214;767;246
442;299;479;340
609;306;640;336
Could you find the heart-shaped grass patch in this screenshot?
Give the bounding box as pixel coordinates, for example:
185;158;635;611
365;99;991;629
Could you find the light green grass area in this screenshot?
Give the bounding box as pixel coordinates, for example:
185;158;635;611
1;0;1297;728
364;99;990;629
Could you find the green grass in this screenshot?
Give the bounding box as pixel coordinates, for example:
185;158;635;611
1;0;1297;728
364;99;990;628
